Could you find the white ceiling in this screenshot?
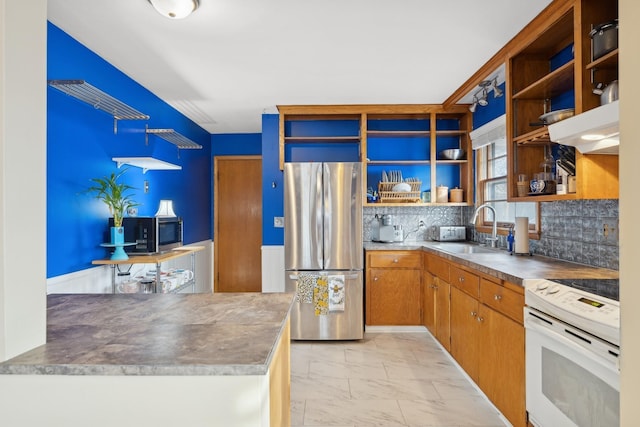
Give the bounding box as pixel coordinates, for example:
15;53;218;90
47;0;553;134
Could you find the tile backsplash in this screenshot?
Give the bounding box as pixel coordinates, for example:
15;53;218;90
364;205;468;242
535;199;619;270
364;199;619;270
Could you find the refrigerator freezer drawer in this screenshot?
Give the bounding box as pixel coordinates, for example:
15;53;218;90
285;270;364;340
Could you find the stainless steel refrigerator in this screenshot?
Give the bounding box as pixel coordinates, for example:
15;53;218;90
284;162;363;340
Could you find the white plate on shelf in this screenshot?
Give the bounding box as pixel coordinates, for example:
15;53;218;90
392;183;411;192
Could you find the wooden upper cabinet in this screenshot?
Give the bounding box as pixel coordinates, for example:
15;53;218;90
277;105;473;207
506;0;619;201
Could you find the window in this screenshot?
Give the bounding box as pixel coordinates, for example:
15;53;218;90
476;137;538;235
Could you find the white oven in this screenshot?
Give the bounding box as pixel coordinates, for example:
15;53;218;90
524;279;620;427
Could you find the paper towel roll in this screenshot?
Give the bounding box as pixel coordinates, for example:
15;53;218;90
515;217;529;254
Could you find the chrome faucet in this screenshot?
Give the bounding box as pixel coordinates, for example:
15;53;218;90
471;203;498;247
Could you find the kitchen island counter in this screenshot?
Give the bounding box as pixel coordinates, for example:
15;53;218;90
0;292;294;427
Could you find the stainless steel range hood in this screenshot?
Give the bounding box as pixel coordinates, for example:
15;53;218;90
548;101;619;155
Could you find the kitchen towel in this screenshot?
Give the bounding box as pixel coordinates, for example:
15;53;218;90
313;275;329;316
295;274;316;304
327;275;345;312
515;217;530;254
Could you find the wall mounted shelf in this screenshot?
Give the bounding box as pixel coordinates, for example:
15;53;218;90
48;80;149;133
145;127;202;150
112;157;181;174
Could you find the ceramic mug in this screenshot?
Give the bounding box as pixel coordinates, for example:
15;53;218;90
117;280;140;294
530;179;546;193
173;269;194;285
162;275;180;293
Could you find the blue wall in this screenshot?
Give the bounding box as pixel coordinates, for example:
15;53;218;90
472;82;506;129
211;133;262;156
261;114;284;245
47;23;211;277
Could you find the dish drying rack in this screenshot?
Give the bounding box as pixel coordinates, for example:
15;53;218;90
378;180;421;203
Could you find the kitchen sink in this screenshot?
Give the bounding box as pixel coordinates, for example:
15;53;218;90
430;242;501;255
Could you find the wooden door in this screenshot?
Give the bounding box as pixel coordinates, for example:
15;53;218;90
479;305;526;427
435;279;451;351
422;267;436;332
367;269;421;325
450;286;479;382
214;156;262;292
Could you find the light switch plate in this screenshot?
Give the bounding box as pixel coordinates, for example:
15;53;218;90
274;217;284;228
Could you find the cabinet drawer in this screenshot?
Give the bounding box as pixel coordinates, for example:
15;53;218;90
368;251;422;268
450;265;479;297
480;279;524;324
425;254;450;282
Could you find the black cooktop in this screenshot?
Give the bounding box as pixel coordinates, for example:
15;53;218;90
549;278;619;301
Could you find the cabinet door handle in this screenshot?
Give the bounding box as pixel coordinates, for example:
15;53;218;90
470;311;477;317
494;294;502;301
459;277;464;282
393;259;399;263
373;277;379;281
477;316;484;323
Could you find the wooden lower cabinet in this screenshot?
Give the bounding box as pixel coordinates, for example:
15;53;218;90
446;257;526;427
423;253;451;350
423;269;451;351
366;251;422;325
369;249;525;426
450;286;480;382
423;268;436;332
478;303;525;427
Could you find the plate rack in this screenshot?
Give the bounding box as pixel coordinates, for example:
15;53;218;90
48;80;149;133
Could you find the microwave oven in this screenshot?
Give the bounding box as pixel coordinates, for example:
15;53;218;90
108;216;183;254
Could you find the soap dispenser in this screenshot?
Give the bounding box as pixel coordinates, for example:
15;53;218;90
507;226;515;253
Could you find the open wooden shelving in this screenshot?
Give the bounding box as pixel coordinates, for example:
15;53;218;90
277;105;473;206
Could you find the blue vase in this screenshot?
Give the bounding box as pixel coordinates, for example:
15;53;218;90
111;226;124;244
109;226;128;260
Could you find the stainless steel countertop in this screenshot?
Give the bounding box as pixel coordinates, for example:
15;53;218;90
364;241;618;284
0;293;294;376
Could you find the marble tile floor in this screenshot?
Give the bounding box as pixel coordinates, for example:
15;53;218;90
290;332;506;427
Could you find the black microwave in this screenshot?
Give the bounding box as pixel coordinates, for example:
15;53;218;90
109;216;183;254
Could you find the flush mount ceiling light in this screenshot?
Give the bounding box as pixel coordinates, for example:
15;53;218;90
147;0;200;19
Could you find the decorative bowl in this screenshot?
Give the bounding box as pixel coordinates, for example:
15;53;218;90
440;149;465;160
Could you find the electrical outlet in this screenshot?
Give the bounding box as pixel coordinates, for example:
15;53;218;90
274;217;284;228
418;220;426;229
602;221;619;243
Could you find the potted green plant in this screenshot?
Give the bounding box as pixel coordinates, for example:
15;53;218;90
86;168;138;250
